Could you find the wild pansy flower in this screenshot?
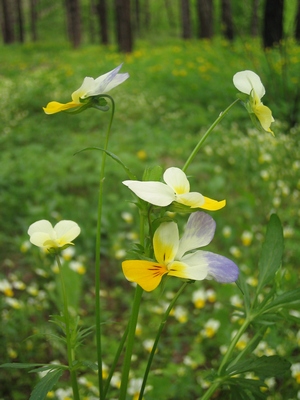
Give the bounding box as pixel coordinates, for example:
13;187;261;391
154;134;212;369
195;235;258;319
28;220;80;252
43;64;129;114
233;70;274;135
123;167;225;211
122;212;239;292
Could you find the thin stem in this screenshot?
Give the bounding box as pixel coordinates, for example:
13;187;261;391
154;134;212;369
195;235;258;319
200;317;251;400
138;282;189;400
103;323;129;398
94;95;115;399
182;99;240;173
119;212;146;400
119;285;144;400
218;317;251;375
56;255;80;400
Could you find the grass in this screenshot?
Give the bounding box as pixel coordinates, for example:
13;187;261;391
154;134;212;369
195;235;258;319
1;36;300;399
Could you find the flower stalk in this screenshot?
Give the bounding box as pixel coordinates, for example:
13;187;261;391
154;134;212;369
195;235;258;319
56;255;81;400
138;281;189;400
182;99;240;173
94;95;115;398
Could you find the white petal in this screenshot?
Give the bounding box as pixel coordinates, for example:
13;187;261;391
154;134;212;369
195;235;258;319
169;254;208;280
233;70;265;99
176;212;216;259
94;64;129;94
184;251;239;283
54;220;81;243
28;220;54;236
29;232;52;248
72;77;95;101
123;180;175;206
176;192;204;208
153;222;179;264
104;73;129;92
163;167;190;194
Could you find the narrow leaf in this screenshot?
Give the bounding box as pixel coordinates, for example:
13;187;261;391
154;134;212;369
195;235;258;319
29;369;63;400
0;363;43;369
263;288;300;312
227;355;290;377
74;147;136;179
256;214;283;295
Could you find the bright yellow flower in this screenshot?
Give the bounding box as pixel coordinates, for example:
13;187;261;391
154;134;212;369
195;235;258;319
43;64;129;114
233;70;274;135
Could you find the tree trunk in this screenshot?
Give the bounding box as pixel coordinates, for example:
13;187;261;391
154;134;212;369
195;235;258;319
96;0;109;44
134;0;140;35
65;0;81;48
263;0;284;48
196;0;213;39
180;0;191;39
250;0;260;37
16;0;24;42
1;0;15;43
164;0;176;29
221;0;234;40
115;0;133;53
30;0;38;41
295;0;300;40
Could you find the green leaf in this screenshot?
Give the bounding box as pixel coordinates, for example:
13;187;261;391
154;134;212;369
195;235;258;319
226;355;291;378
235;271;251;314
256;214;283;296
263;288;300;312
0;363;44;369
228;378;267;400
29;369;63;400
74;147;136;179
142;165;163;181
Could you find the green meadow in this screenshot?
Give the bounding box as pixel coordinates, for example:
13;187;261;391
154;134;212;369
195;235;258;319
1;34;300;399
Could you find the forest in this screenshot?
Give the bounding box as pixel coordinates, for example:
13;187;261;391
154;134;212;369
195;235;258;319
1;1;300;400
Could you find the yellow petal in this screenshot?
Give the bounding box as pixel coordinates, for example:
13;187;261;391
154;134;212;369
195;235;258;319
122;260;168;291
254;103;274;135
43;101;80;115
201;197;226;211
153;222;178;265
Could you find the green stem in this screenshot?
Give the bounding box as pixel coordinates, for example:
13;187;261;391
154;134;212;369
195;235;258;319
103;323;129;398
218;317;251;375
182;99;239;173
94;95;115;399
119;212;146;400
56;255;80;400
138;282;189;400
200;317;251;400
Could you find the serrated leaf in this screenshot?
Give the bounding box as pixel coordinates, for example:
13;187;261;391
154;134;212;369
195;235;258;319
228;378;267;400
227;355;290;378
256;214;283;295
29;369;63;400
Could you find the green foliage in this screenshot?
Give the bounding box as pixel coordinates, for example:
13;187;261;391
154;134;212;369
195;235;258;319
1;36;300;399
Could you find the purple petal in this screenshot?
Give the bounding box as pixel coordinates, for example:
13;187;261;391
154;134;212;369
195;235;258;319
176;212;216;259
204;251;239;283
181;250;238;283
